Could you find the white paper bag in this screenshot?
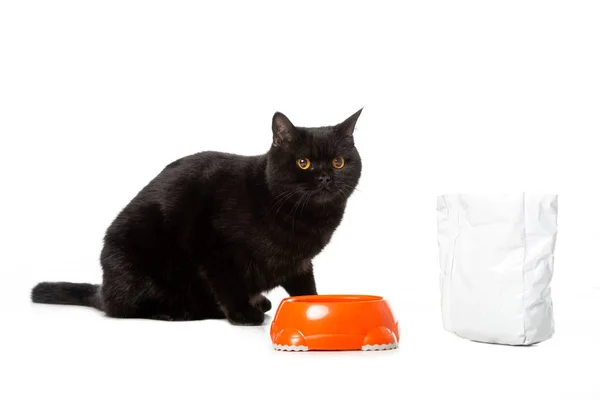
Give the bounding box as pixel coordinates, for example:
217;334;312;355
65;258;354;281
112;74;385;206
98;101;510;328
436;193;558;345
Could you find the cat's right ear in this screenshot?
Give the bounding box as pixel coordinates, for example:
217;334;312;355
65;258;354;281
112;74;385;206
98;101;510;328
272;112;296;148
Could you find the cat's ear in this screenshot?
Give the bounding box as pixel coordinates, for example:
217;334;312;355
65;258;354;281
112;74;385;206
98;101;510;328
336;108;363;138
272;111;297;148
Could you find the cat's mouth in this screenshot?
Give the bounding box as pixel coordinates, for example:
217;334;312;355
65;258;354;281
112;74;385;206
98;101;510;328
308;187;339;203
278;186;343;205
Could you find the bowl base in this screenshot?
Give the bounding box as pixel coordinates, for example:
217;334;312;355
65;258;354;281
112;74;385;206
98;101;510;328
272;344;308;352
272;342;398;352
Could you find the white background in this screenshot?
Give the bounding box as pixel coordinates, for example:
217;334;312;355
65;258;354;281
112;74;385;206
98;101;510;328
1;1;599;399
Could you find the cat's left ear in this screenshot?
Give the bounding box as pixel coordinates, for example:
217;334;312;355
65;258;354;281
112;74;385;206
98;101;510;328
336;108;363;138
272;111;297;148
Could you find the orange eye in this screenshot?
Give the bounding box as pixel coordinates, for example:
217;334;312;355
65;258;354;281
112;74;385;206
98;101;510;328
297;158;311;170
332;156;345;169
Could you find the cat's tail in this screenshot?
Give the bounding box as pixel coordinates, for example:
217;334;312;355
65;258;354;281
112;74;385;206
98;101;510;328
31;282;103;310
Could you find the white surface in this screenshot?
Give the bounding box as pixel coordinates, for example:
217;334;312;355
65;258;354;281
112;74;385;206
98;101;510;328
2;1;600;399
437;193;557;345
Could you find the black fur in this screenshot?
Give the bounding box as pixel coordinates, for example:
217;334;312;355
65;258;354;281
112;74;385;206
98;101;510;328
31;109;363;325
32;282;100;308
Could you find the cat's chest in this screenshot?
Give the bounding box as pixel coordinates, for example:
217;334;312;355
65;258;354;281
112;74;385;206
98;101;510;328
256;220;336;265
213;201;343;264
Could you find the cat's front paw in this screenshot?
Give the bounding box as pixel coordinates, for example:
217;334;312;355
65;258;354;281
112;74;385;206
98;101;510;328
226;305;265;326
250;294;272;313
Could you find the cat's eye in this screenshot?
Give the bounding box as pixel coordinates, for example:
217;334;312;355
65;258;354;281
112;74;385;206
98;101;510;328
297;158;311;170
332;156;345;169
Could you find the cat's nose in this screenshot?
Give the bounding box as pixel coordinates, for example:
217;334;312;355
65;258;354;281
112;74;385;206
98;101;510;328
316;173;331;185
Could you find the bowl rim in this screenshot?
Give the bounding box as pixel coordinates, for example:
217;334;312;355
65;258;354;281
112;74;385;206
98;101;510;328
281;294;384;304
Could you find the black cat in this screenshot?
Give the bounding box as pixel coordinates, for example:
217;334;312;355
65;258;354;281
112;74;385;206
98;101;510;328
31;109;363;325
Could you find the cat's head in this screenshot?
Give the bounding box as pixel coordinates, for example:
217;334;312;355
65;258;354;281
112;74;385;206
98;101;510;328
266;109;363;205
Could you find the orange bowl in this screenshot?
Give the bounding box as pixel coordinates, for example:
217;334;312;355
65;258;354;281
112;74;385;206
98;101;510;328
270;294;400;351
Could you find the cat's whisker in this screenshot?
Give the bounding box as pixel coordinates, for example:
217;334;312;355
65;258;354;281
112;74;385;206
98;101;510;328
337;185;355;201
270;192;293;209
273;189;303;216
337;183;359;199
340;183;359;192
288;192;309;232
300;192;313;217
288;192;306;218
267;191;290;211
